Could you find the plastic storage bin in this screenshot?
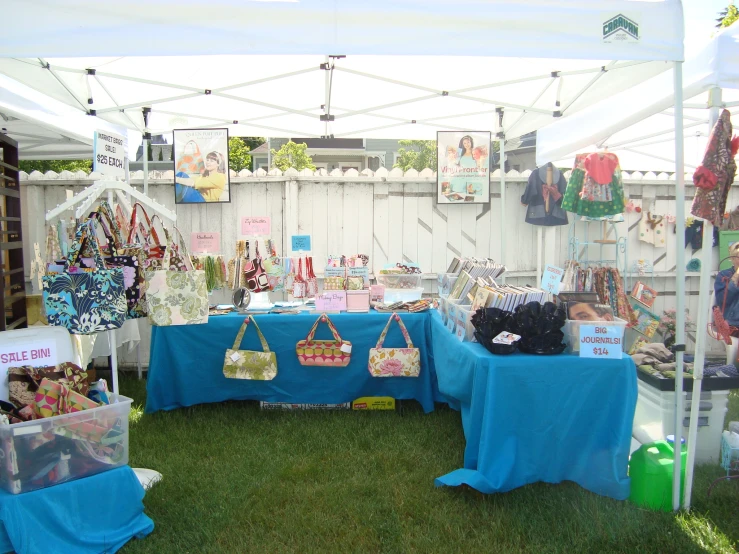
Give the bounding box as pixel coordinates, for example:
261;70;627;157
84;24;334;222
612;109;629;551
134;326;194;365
383;287;423;304
453;305;475;342
629;440;686;511
0;395;132;494
562;317;628;353
377;274;423;290
633;379;728;464
436;273;459;297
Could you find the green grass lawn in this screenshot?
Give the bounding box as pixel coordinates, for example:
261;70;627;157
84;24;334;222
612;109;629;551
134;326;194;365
119;380;739;554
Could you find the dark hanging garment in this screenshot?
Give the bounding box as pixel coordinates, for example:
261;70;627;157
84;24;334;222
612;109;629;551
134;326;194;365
521;164;569;226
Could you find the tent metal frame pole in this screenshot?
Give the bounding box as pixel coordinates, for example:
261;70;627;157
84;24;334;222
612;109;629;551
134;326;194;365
620;148;697;170
672;61;686;513
561;61;617;115
324;56;330;137
499;113;506;284
684;86;723;510
606;120;706;149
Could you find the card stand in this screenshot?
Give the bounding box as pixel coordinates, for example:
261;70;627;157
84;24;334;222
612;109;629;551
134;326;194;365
436;273;459;297
453;304;475;342
562;317;628;353
444;298;465;333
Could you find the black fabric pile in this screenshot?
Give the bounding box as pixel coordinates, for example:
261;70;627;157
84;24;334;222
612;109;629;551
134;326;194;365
472;301;567;355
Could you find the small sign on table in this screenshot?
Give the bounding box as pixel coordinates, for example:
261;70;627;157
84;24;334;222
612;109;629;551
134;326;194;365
541;264;564;295
579;324;622;359
315;291;347;312
190;232;221;253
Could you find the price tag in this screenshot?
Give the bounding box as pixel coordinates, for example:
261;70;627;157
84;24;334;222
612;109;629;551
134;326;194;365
579;324;622;359
241;217;271;236
230;352;241;362
540;264;564;295
291;235;311;252
340;343;352;354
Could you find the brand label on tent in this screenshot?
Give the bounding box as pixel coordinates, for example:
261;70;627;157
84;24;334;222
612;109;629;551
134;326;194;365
93;130;127;177
603;13;639;43
540;264;564;294
241;217;271;236
190;232;220;253
579;325;622;359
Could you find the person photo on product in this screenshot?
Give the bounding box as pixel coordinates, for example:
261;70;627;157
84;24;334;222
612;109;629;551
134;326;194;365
457;135;476;169
175;151;227;202
568;302;614;322
714;242;739;329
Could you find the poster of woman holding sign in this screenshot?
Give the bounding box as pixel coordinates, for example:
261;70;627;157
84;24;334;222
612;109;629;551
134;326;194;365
173;128;231;204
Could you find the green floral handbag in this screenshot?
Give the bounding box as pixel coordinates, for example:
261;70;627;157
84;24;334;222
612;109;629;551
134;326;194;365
223;316;278;380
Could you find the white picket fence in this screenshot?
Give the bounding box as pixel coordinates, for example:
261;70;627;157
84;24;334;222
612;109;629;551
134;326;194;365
21;166;736;364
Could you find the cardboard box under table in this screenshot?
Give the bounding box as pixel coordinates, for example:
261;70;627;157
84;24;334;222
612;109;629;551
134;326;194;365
146;311;443;413
430;310;637;499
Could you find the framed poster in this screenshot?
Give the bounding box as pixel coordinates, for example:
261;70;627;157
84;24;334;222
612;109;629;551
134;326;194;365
173;128;230;204
437;131;490;204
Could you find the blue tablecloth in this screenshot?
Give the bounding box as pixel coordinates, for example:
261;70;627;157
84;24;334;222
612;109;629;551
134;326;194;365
0;466;153;554
147;311;440;413
430;311;637;499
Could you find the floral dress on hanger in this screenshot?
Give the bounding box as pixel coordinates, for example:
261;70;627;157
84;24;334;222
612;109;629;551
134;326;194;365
561;152;626;217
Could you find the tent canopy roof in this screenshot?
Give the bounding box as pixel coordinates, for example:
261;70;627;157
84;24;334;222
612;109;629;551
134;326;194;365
0;0;684;141
537;22;739;170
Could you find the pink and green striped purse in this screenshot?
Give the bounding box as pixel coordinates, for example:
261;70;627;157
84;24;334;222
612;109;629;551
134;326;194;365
296;314;352;366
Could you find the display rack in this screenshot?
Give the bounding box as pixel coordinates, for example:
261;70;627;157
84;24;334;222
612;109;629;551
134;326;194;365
567;218;628;290
0;135;27;331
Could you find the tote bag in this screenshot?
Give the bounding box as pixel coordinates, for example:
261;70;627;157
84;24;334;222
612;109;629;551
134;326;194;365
296;314;352;366
175;140;206;203
223;316;278;380
144;226;209;326
368;313;421;377
43;219;127;334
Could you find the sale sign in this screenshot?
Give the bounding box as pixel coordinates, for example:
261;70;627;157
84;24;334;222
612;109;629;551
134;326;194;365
579;325;622;359
93;130;127;177
190;232;221;253
540;264;564;294
241;216;271;236
315;291;347;312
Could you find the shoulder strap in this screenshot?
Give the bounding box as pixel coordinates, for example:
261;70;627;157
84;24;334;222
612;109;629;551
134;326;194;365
66;220;106;270
305;314;342;342
232;316;270;352
376;313;414;348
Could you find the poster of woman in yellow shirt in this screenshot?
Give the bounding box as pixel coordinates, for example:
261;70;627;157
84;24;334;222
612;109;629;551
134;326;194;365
174;128;231;204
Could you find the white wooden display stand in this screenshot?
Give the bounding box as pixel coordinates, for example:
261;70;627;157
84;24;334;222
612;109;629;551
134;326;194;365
45;179;176;393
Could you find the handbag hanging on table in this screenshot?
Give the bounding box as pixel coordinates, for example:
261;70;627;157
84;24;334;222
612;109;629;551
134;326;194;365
296;313;352;366
368;313;421;377
243;241;270;293
43;219;127;334
223;316;278;380
144;225;209;327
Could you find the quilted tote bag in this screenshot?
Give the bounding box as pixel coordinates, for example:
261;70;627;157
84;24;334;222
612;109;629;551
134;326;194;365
223;316;278;380
144;225;209;327
43;219;127;334
175;140;206;203
368;313;421;377
296;314;352;366
305;256;318;297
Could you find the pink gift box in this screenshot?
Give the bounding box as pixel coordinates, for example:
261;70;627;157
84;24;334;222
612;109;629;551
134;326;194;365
346;290;370;313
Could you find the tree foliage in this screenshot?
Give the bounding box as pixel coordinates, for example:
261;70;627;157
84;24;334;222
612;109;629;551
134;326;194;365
270;140;316;171
717;4;739;28
228;137;252;172
18;159;92;174
393;140;437;171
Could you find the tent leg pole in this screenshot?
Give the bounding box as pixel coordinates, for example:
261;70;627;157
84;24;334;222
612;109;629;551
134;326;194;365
143;137;149;196
499;136;506;284
537;227;543;282
673;61;686;512
683;87;722;510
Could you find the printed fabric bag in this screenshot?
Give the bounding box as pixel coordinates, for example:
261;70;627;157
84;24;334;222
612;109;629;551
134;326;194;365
9;361;89;409
262;240;285;292
243;241;270;293
292;258;307;299
144;225;209;326
368;313;421;377
129;206;168;271
305;257;318;297
175;140;206;203
296;314;352;366
43;219;127;334
223;316;278;380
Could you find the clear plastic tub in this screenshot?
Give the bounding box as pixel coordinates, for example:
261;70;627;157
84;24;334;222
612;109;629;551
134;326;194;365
437;273;459;297
0;395;131;494
377;274;422;290
562;317;628;353
383;287;423;304
454;304;475;342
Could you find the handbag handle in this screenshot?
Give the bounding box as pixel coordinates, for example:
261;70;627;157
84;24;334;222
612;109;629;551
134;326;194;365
233;316;270;352
127;202;161;246
305;313;343;342
66;219;107;270
96;201;124;247
376;313;414;349
86;211;119;253
183;140;202;161
161;224;195;271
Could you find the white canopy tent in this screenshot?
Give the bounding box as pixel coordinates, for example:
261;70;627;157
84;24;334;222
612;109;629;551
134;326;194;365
537;23;739;511
1;0;689;509
0;75;140;160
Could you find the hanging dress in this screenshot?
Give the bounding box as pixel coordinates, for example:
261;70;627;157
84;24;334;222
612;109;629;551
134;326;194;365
690;109;737;227
520;165;569;226
561;152;626;217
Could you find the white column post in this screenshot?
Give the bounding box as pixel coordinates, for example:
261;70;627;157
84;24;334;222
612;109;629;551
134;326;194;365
143;136;149;195
683;87;722;510
499;128;506;284
672;61;687;512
